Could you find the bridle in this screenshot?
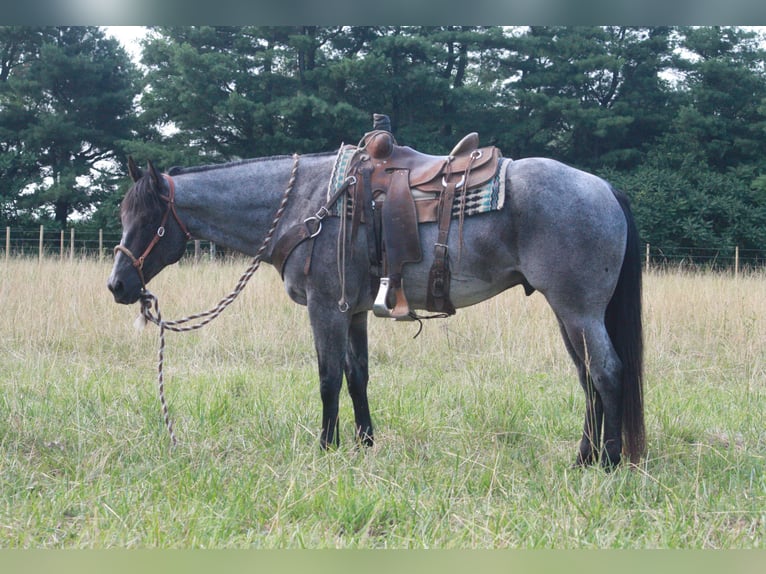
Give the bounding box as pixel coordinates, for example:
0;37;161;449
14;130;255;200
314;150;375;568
114;174;192;288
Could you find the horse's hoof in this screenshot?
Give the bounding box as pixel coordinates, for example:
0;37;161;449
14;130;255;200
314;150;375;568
573;448;597;468
319;432;340;451
358;435;374;448
601;452;621;471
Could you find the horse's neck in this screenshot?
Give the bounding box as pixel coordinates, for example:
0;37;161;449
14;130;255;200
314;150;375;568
174;155;330;256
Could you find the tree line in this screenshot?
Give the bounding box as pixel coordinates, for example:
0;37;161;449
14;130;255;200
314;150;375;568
2;26;766;253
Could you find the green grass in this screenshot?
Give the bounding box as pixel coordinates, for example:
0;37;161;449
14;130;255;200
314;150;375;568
1;258;764;547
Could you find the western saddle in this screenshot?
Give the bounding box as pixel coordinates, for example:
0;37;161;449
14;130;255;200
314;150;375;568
271;113;502;320
348;114;502;320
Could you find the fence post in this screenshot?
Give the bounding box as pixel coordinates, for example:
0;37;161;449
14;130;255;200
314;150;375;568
210;242;216;261
99;229;104;261
70;228;75;261
194;239;201;263
735;245;739;279
39;225;44;261
59;229;65;259
5;227;9;262
645;243;650;273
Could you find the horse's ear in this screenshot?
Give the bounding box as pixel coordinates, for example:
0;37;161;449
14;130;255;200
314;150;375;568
127;156;142;182
146;160;163;195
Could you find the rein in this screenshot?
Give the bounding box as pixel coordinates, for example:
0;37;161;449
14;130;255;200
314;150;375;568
134;154;300;447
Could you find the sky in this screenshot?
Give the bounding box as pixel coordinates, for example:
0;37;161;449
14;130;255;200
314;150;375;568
103;26;147;62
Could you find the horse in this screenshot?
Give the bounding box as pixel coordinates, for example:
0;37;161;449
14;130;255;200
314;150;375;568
107;145;644;469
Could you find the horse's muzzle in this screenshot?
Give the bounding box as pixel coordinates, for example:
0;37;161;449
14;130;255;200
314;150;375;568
107;274;142;305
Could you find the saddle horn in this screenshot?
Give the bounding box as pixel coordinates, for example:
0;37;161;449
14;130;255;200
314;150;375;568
449;132;479;157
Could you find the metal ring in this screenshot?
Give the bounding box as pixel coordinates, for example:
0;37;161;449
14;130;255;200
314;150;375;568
157;226;165;237
304;216;323;238
442;174;466;189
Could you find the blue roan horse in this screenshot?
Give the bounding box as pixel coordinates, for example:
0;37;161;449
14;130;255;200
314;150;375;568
108;138;644;468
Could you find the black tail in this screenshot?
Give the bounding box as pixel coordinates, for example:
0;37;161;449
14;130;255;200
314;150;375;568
606;186;645;464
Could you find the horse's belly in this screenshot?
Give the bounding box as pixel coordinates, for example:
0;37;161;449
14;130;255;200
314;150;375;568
401;264;522;311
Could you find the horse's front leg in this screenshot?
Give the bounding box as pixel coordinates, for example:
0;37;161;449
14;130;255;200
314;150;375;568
309;304;350;449
345;311;373;446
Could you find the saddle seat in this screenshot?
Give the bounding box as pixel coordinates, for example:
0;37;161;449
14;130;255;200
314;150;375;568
361;130;497;194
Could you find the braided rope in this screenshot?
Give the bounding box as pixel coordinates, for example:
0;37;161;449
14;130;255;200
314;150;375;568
138;291;176;445
138;154;300;447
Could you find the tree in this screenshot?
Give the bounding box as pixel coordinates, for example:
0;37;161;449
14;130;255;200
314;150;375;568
134;26;510;164
319;26;507;151
494;26;677;170
620;27;766;250
0;26;140;228
667;26;766;172
134;26;368;164
0;27;45;226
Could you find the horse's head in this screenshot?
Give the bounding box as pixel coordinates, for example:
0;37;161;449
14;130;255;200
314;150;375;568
107;157;191;304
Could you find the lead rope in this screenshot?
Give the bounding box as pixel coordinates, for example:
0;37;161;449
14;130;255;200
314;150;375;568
137;154;300;447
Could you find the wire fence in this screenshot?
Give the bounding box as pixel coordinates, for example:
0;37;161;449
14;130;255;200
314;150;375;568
644;243;766;275
2;226;766;274
2;225;218;262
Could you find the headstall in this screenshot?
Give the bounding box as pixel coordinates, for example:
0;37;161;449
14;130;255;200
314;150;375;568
114;174;192;288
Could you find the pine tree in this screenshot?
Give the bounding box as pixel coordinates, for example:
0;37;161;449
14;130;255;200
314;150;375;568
0;26;140;228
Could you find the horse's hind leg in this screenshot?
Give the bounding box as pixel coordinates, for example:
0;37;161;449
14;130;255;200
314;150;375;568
345;311;374;446
557;314;623;468
557;318;603;467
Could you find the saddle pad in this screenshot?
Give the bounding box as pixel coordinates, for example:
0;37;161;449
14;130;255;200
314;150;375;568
327;144;510;218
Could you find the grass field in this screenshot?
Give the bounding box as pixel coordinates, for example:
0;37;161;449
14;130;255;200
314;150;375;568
0;257;764;548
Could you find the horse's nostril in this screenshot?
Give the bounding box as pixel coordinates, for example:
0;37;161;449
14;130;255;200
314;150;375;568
108;279;122;294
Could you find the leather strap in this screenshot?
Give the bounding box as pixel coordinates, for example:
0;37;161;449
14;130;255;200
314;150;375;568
270;219;318;278
360;166;382;277
270;174;355;278
426;178;457;315
162;175;192;241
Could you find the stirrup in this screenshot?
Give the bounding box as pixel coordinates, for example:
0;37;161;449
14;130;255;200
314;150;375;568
373;277;415;321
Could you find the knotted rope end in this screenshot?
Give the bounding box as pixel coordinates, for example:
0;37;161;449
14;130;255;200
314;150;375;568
134;290;159;332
